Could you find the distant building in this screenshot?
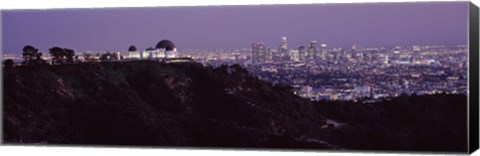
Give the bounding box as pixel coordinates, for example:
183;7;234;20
279;37;289;61
281;36;288;51
384;54;389;65
351;44;358;51
128;45;141;59
156;40;177;59
252;43;260;63
307;41;317;62
354;86;372;98
412;45;421;63
289;50;300;62
128;50;142;59
316;93;337;101
128;40;178;60
264;46;272;62
252;43;269;64
300;85;313;99
320;44;327;61
143;47;164;59
298;46;306;62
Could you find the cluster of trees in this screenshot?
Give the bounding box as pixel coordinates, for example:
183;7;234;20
3;44;131;68
21;45;47;65
99;52;121;61
82;53;99;63
49;47;77;65
3;45;78;67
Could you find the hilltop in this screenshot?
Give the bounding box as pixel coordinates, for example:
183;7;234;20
2;61;467;152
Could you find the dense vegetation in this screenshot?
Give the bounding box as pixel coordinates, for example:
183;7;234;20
2;61;467;152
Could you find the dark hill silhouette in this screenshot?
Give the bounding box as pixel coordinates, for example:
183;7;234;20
2;61;467;152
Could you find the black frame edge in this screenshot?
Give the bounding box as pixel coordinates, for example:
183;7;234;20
469;1;480;154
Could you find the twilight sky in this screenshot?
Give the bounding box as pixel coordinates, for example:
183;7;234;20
1;2;469;54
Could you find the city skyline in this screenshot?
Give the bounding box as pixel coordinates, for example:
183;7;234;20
2;2;469;54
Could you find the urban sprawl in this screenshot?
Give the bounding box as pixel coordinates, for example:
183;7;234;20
3;37;468;102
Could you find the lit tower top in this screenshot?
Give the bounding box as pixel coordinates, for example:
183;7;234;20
310;40;318;47
351;44;357;51
281;36;288;49
320;44;327;61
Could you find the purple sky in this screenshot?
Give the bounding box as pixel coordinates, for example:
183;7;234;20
1;2;469;54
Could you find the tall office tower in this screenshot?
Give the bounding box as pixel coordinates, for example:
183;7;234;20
281;36;288;50
265;47;272;62
394;44;402;50
252;43;269;63
342;49;348;60
290;50;300;62
384;54;389;65
252;43;260;64
298;46;306;62
412;45;421;63
278;45;287;59
359;53;365;62
320;44;327;61
279;36;289;61
307;40;318;62
351;44;358;51
259;44;265;63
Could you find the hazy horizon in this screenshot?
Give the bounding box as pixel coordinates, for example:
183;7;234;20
2;2;469;54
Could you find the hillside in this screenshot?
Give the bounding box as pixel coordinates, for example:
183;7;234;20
2;61;468;152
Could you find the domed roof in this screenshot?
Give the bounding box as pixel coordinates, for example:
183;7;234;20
156;40;175;51
146;47;156;51
128;45;137;52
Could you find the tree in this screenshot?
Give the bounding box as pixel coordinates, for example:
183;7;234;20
74;55;79;62
100;52;118;61
83;53;98;63
49;47;75;65
34;52;47;65
22;45;39;65
21;45;46;65
3;59;14;68
49;47;65;65
64;48;75;63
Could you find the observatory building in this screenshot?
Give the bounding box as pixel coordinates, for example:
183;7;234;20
156;40;178;58
127;40;178;60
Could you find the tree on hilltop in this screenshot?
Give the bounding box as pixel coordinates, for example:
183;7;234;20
22;45;45;65
100;52;118;61
3;59;14;68
64;48;76;63
49;47;76;65
22;45;37;65
49;47;65;65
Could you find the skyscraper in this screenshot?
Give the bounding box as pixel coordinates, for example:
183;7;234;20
298;46;306;62
307;41;317;62
265;46;272;62
412;45;421;63
320;43;327;61
252;42;269;64
252;43;260;63
279;36;289;61
290;50;300;62
281;36;288;50
351;44;358;51
384;54;389;65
